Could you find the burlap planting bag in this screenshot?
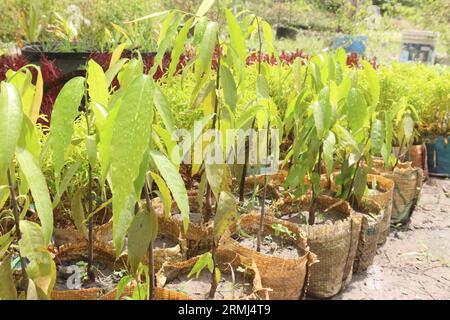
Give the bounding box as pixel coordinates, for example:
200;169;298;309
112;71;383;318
93;198;187;270
384;162;423;224
156;248;271;300
100;284;192;300
366;174;394;246
239;170;288;199
170;194;214;258
118;212;188;271
299;196;361;298
352;199;384;273
273;195;361;298
51;241;122;300
330;173;394;246
220;213;317;300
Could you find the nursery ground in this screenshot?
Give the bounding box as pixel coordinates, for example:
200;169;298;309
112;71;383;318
334;177;450;300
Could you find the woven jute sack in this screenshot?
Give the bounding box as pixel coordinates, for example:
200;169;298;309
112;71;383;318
170;194;215;259
330;172;394;247
275;195;362;298
156;248;272;300
118;211;188;272
352;199;384;273
384;162;423;225
51;241;121;300
53;227;88;247
219;213;317;300
238;170;330;200
369;158;387;175
94;198;188;270
365;174;394;246
100;284;192;300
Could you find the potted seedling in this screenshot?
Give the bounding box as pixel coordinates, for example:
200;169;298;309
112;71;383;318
47;62;116;298
0;65;56;299
280;50;365;298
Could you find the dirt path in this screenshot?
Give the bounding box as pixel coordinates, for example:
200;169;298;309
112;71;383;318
334;177;450;300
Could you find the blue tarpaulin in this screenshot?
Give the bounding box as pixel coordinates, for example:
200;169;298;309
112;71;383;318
332;35;368;55
426;136;450;176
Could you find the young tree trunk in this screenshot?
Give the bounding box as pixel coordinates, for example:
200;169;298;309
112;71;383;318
84;110;95;282
308;144;323;225
257;120;271;252
144;179;156;300
208;241;218;299
204;38;222;223
239;119;256;203
148;240;155;300
6;168;28;291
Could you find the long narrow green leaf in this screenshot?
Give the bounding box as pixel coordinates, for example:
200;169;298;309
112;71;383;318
71;189;87;238
168;17;194;79
149;150;189;232
347;88;368;133
363;60;380;108
224;8;246;64
127;208;158;273
195;0;216;18
49;77;85;183
150;14;182;77
153;85;175;133
213;191;236;241
109;43;127;69
0;82;23;176
16;147;53;245
261;20;279;64
149;171;172;219
371;119;384;155
195;22;218;82
313;86;332;139
87;60;109;107
52;161;81;208
110;75;154;255
29;65;43;124
221;65;237;111
106;58;129;86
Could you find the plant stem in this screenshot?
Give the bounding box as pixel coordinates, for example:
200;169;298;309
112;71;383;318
6;168;28;291
209;189;221;299
239;119;256;203
346;122;373;207
257;121;271;252
208;240;218;299
87;162;95;281
204;39;222;223
143;177;156;301
308;144;322;225
394;136;406;168
84;111;95;282
256;17;262;75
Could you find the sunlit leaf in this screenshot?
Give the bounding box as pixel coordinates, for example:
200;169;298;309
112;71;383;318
71;189;87;238
49;77;85;184
16;148;53;245
111;75;154;255
213;191;236;241
149;150;189;233
127;208;158;273
0;82;23;176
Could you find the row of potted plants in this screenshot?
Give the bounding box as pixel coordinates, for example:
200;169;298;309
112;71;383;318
0;1;427;300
